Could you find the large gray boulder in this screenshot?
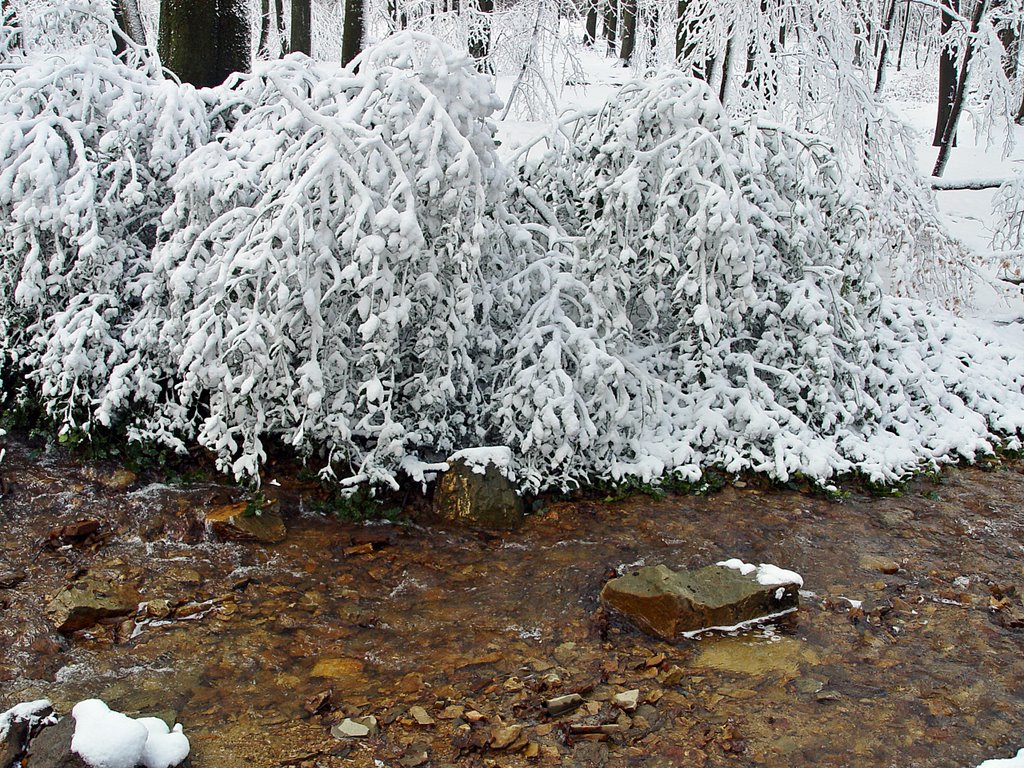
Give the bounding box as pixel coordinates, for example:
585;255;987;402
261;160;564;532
434;448;523;531
600;562;801;640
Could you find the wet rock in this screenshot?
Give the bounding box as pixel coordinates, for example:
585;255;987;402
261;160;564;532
1;718;29;768
400;742;430;767
0;571;26;589
858;554;901;575
433;448;523;531
47;520;101;547
330;716;378;739
46;575;139;633
83;467;137;491
303;690;332;717
543;693;584;717
612;689;639;712
22;718;87;768
204;500;286;544
408;706;434;726
489;724;524;750
600;563;799;640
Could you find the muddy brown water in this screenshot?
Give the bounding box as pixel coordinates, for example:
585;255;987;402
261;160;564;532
2;437;1024;767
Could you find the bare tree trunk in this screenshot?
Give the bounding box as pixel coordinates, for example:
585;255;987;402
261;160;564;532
291;0;312;55
719;35;732;103
114;0;146;44
933;0;988;176
584;1;598;45
603;0;618;56
874;0;898;92
159;0;251;87
619;0;636;63
933;0;959;146
341;0;364;66
257;0;273;58
896;0;911;71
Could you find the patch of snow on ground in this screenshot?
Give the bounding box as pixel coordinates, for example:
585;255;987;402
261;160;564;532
0;699;52;740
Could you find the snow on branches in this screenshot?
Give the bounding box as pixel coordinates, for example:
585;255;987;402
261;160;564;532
126;34;516;485
0;43;211;432
0;35;1022;492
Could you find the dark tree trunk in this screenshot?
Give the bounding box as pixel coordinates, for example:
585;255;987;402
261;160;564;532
719;35;732;103
933;0;959;146
388;0;408;30
675;0;688;62
584;2;598;45
341;0;364;66
619;0;636;63
603;0;618;56
159;0;251;88
291;0;312;55
468;0;494;70
933;0;988;176
874;0;898;93
896;0;911;71
258;0;273;58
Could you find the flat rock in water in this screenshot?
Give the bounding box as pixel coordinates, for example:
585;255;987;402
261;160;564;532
434;449;523;531
46;575;139;634
600;563;799;640
204;501;286;544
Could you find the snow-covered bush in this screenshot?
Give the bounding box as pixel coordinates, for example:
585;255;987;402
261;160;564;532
123;34;519;485
0;43;211;429
505;72;1024;485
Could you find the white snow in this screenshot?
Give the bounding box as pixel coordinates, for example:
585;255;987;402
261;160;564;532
448;447;515;478
978;748;1024;768
680;607;800;639
71;699;190;768
717;559;805;587
0;698;52;740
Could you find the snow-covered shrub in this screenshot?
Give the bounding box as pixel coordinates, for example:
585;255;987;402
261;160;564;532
124;34;518;485
992;174;1024;282
507;72;1024;485
0;44;211;428
510;74;881;479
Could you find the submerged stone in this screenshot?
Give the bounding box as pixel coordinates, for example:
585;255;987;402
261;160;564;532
600;563;800;641
204;500;286;544
46;576;139;634
433;448;523;531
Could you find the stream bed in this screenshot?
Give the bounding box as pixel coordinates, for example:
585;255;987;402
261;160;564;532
2;436;1024;767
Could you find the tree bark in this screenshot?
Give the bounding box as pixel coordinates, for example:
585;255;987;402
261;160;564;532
341;0;364;66
603;0;618;56
159;0;251;87
257;0;273;58
291;0;312;55
874;0;898;93
719;35;732;103
619;0;636;63
933;0;959;146
584;2;598;45
468;0;494;70
933;0;988;176
896;0;911;71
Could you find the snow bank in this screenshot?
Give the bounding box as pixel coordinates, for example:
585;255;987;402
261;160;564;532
71;699;189;768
